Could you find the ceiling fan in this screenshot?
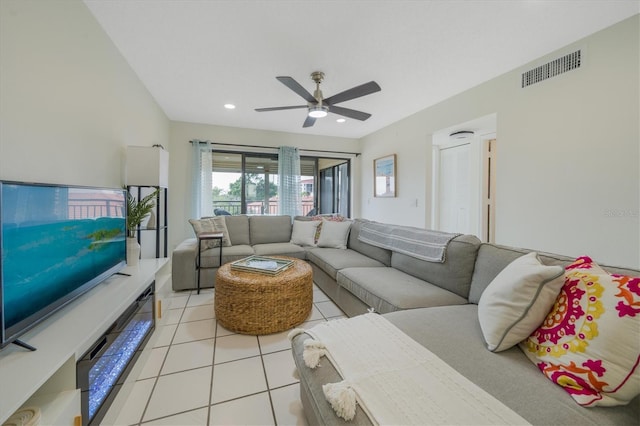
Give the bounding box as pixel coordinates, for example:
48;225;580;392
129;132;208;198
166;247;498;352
255;71;381;128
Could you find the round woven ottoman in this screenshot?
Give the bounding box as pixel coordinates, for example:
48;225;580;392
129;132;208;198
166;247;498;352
214;257;313;335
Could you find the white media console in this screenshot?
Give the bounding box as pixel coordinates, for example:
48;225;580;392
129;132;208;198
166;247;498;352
0;259;170;425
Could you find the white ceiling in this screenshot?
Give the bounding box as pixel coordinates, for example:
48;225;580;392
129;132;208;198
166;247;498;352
84;1;639;139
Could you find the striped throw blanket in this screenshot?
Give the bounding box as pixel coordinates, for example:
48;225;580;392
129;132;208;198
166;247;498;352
358;222;460;263
290;314;530;425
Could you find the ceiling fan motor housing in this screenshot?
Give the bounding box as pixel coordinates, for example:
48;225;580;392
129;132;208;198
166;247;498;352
310;71;325;84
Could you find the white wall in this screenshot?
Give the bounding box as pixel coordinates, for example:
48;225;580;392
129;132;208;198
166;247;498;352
0;0;169;188
168;121;359;249
4;1;635;268
360;15;639;268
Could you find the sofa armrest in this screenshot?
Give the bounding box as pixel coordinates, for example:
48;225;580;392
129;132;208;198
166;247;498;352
171;238;198;291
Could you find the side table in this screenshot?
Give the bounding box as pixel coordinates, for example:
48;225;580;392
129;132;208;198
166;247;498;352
196;232;223;294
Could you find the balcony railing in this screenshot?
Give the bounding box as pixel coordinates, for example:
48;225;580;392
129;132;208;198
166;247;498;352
68;200;125;219
212;200;315;216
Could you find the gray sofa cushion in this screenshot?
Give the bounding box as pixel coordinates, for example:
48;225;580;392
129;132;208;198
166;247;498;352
468;244;640;304
337;267;467;313
348;219;392;266
292;306;640;425
200;244;254;267
307;248;385;280
391;234;481;299
249;215;292;244
253;242;306;258
224;215;250;245
383;306;640;425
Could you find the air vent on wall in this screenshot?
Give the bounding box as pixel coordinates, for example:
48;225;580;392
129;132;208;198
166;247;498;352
521;50;582;88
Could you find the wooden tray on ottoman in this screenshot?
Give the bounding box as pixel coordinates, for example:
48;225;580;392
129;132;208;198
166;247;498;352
230;255;294;275
215;256;313;335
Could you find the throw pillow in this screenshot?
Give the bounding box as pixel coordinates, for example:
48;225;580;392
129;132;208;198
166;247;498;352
290;220;321;247
309;214;347;244
211;216;232;247
520;256;640;407
317;220;352;249
188;217;231;248
478;252;564;352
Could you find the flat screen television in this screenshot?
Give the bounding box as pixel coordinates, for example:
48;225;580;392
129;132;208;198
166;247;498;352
0;181;127;350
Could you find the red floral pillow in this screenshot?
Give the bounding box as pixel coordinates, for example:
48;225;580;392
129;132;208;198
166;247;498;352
520;256;640;406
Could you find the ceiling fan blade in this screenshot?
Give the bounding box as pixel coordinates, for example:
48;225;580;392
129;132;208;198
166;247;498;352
277;76;317;103
302;115;316;128
255;105;307;112
324;81;381;105
329;105;372;121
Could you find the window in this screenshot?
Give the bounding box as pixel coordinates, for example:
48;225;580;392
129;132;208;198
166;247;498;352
211;151;317;215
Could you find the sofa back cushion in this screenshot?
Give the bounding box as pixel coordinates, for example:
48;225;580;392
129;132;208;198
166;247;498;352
348;219;392;266
224;215;250;246
249;215;292;244
468;243;640;304
390;234;481;298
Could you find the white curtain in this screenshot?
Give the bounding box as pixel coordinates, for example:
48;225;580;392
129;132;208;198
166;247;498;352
278;146;301;218
191;140;213;218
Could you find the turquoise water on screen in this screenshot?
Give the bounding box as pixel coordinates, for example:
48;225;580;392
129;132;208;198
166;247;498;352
2;217;125;328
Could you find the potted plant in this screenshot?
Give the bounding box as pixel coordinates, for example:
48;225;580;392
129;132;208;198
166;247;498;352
126;187;160;265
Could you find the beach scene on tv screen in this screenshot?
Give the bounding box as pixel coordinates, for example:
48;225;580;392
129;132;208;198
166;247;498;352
1;184;126;330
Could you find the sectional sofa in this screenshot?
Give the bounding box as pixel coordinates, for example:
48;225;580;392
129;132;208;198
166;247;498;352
172;215;640;425
172;215;307;291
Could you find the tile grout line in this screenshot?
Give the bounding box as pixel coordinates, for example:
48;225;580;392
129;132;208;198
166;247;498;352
135;303;184;425
257;332;279;425
207;299;219;426
129;286;337;425
138;289;216;424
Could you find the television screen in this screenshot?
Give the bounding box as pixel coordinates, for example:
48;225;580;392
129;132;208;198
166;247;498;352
0;181;126;349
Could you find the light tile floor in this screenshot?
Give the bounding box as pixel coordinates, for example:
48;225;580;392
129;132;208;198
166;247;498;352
107;284;345;425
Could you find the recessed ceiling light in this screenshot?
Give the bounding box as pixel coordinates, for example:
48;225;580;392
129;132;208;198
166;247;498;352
336;118;346;123
224;104;236;109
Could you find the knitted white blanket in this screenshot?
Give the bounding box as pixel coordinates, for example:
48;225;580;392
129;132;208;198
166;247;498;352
291;313;530;425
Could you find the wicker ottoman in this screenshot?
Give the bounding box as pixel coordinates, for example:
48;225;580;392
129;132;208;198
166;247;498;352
214;257;313;335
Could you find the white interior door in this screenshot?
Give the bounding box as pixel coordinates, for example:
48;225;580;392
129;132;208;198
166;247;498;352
438;143;472;234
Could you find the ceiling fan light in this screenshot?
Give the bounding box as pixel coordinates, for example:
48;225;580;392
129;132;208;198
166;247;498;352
308;105;328;118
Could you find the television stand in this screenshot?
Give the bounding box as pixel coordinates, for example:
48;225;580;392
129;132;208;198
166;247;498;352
12;339;37;352
0;259;169;425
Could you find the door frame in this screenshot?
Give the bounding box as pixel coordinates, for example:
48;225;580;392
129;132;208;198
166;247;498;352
431;132;496;241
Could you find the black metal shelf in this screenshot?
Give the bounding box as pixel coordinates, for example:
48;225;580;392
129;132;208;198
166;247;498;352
127;185;168;258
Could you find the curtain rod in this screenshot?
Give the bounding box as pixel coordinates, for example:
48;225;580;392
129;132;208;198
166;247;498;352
189;140;360;157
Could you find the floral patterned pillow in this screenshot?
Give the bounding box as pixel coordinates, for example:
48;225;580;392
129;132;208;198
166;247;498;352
519;256;640;407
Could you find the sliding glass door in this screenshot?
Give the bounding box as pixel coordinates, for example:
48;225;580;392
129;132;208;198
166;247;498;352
211;151;317;216
318;159;350;217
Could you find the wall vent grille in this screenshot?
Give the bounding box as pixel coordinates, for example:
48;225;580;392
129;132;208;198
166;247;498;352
521;50;581;88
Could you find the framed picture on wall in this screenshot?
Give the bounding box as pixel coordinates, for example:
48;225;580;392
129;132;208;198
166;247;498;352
374;154;396;197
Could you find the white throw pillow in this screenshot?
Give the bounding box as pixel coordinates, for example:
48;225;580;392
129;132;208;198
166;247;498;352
478;252;564;352
317;220;352;249
290;220;321;247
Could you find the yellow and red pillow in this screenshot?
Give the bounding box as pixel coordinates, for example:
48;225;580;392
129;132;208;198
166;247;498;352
520;256;640;407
